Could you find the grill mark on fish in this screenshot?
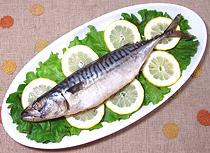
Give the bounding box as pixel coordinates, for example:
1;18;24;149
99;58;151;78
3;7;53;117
97;62;105;72
92;64;99;78
122;48;131;56
85;67;91;79
90;64;98;79
103;58;110;68
69;75;76;83
74;73;83;83
82;69;88;80
89;66;94;78
110;53;119;62
78;72;85;82
116;50;124;59
72;74;79;83
107;56;114;65
92;63;103;73
119;50;127;58
125;43;141;51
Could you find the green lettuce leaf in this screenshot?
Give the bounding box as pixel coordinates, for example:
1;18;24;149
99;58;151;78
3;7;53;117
26;118;72;143
103;107;130;123
179;15;191;32
36;53;66;83
7;92;24;124
89;123;103;130
121;13;141;33
24;72;37;84
69;25;109;57
69;126;81;135
138;74;170;105
169;39;199;71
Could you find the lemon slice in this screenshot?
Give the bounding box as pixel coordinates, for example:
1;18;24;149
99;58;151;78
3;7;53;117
63;46;103;129
104;20;141;51
21;78;57;109
66;104;104;129
143;51;181;87
62;45;99;77
144;17;180;50
106;79;144;115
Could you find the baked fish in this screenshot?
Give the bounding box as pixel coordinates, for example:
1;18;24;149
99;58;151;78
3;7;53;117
21;14;191;122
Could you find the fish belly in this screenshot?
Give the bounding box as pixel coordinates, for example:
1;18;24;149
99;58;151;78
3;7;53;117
64;55;144;115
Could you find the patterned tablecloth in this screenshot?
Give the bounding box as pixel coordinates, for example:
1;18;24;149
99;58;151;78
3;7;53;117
0;0;209;153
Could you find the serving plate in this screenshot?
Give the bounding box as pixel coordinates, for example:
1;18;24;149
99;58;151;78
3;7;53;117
1;3;207;149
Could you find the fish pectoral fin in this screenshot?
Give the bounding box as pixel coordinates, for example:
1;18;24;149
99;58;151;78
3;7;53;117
67;82;84;94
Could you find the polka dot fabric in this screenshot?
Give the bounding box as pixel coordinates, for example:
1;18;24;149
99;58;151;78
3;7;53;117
162;122;180;139
0;16;14;28
197;109;210;126
2;60;17;75
34;39;49;52
30;4;44;16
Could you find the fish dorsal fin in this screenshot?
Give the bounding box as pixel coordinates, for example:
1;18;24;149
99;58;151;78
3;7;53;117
66;82;84;94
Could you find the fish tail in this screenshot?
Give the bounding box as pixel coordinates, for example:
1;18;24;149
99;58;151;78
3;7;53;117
162;14;194;39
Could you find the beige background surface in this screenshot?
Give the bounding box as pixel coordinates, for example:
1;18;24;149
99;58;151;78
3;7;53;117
0;0;209;153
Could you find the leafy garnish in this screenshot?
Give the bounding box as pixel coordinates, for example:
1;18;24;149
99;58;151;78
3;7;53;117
24;72;37;84
69;126;81;135
36;53;66;83
121;13;141;32
26;118;72;143
103;107;130;123
89;123;103;130
138;74;170;105
169;39;199;71
179;15;191;32
69;25;109;57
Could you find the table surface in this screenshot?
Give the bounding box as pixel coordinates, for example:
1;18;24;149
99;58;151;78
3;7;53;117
0;0;209;153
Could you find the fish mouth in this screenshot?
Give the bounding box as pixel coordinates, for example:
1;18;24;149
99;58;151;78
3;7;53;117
21;107;42;122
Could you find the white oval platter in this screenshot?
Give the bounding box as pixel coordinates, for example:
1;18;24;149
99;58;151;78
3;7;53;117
1;3;207;149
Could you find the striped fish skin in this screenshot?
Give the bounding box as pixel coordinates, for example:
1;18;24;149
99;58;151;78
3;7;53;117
61;39;160;115
21;14;183;122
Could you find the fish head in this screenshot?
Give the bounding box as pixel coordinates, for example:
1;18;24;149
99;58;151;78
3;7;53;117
21;91;68;122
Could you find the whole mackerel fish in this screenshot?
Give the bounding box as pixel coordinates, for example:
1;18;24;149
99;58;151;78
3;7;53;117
21;14;191;122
